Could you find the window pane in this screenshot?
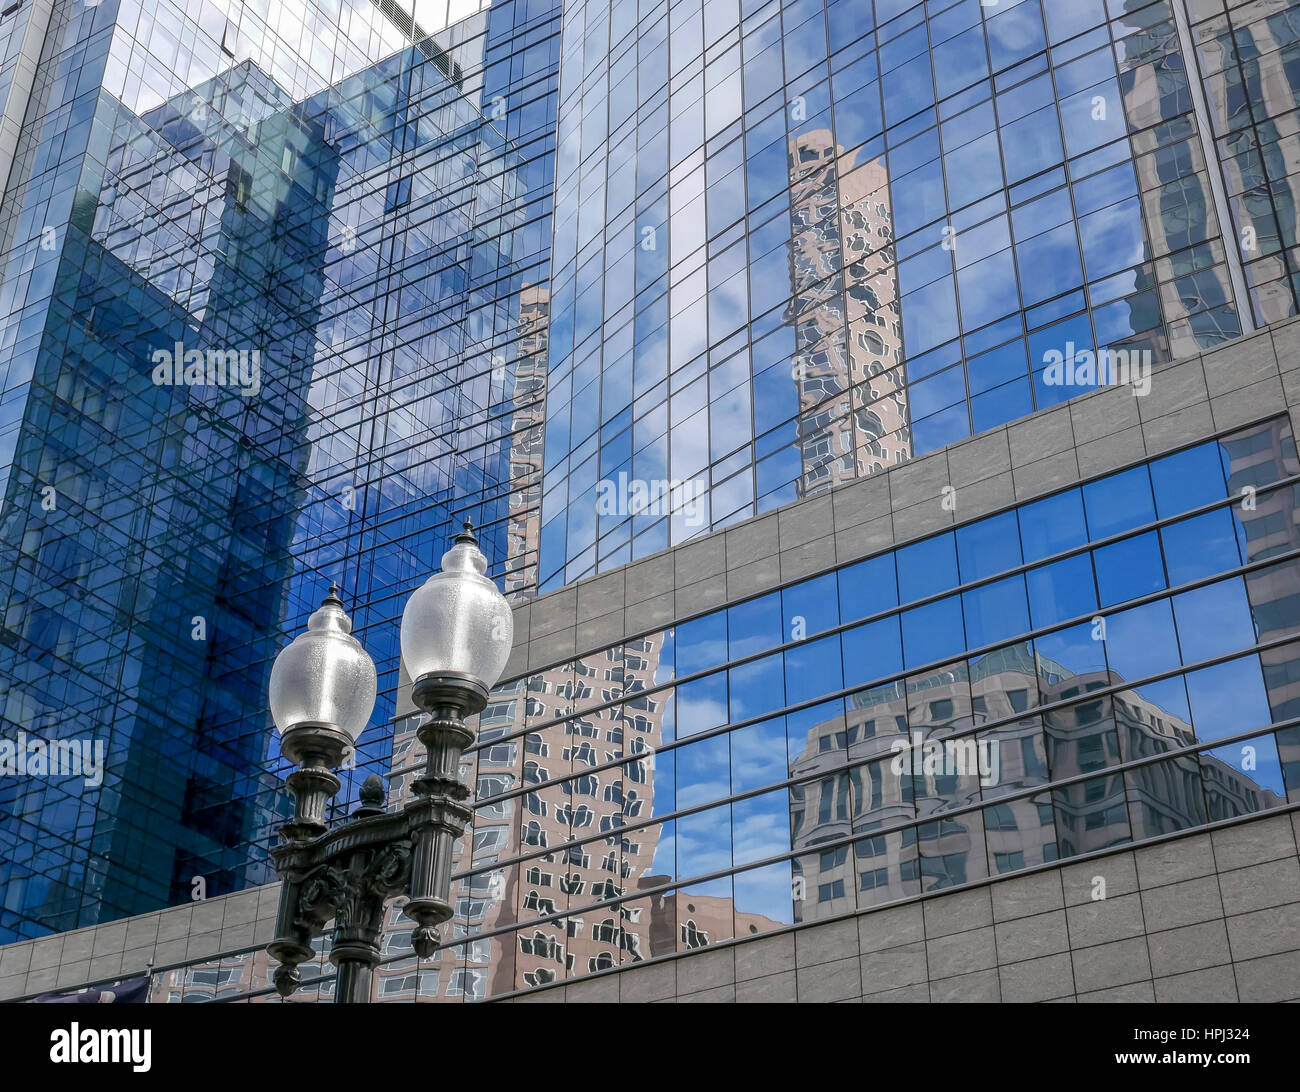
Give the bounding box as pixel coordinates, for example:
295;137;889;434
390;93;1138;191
1160;508;1242;586
964;574;1031;648
956;509;1023;582
1027;553;1098;627
675;611;728;673
1104;599;1181;683
676;672;729;737
785;634;844;706
1125;754;1206;841
1019;488;1088;561
1185;656;1273;744
1200;735;1287;822
729;650;786;722
901;595;966;668
842;614;904;689
838;552;899;623
727;591;783;659
1052;773;1130;858
1093;530;1165;607
1083;465;1155;539
1149;442;1228;518
1173;578;1257;666
897;531;958;603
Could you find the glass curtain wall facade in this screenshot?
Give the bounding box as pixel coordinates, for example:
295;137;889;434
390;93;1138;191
7;0;1300;1003
537;0;1300;588
0;0;560;942
135;414;1300;1001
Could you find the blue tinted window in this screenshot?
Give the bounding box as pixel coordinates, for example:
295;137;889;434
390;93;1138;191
1103;600;1181;684
1173;579;1258;666
1160;508;1242;586
957;510;1023;582
785;634;845;706
842;615;904;689
1083;465;1155;539
1026;553;1097;627
986;0;1046;71
1149;443;1228;519
1035;621;1107;688
1093;531;1166;607
897;531;958;603
732;790;793;865
730;716;788;794
676;672;728;737
1185;656;1272;743
963;575;1031;649
901;595;966;668
727;592;784;659
787;700;847;765
729;651;786;723
1125;676;1192;728
1019;488;1088;561
675;611;728;673
783;572;840;640
1203;735;1286;800
838;553;899;623
676;734;730;809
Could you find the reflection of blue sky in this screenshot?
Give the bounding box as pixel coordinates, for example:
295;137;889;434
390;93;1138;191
727;593;782;659
731;791;790;867
1126;676;1191;726
786;635;843;705
676;735;729;810
730;717;787;793
649;821;674;877
676;674;728;737
1105;599;1180;683
1036;620;1106;682
729;652;785;723
1186;657;1273;742
1162;508;1242;586
1203;735;1286;799
1173;579;1256;665
783;573;838;639
733;862;793;927
677;808;732;877
1095;531;1164;607
675;613;727;673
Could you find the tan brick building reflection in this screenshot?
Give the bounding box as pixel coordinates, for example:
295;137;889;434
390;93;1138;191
502;283;548;598
788;632;1287;926
377;624;785;999
786;130;909;498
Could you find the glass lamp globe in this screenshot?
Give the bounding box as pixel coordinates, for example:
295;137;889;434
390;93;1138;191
269;586;377;743
400;522;513;691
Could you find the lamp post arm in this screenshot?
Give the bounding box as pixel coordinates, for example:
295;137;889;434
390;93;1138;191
268;769;412;1003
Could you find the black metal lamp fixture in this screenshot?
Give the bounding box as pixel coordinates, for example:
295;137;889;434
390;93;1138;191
265;523;513;1003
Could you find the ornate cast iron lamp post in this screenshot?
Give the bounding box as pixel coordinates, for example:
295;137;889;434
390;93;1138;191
265;523;512;1003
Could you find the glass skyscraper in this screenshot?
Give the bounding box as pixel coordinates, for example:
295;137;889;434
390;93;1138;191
0;0;560;940
2;0;1300;1005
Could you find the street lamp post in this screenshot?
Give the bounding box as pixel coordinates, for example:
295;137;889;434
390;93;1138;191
265;523;512;1003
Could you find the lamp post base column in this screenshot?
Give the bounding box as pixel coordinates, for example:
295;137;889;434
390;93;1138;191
332;940;380;1004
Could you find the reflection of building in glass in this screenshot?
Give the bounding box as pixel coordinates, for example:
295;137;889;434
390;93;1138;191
0;58;335;936
0;0;559;944
1196;1;1300;325
786;131;908;499
502;285;549;598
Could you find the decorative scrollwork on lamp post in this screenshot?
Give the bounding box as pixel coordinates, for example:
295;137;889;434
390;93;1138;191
265;524;513;1003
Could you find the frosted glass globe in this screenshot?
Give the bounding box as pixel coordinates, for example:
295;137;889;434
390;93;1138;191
400;525;513;690
269;590;377;742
